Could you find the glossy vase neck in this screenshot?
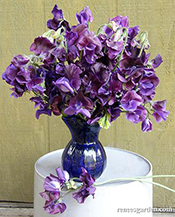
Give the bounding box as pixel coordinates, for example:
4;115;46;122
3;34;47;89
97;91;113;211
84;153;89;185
62;116;101;144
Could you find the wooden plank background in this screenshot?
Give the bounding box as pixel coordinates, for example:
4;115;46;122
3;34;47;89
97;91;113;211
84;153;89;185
0;0;175;207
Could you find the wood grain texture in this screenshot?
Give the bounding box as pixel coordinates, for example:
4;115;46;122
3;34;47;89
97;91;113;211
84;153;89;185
0;0;175;208
116;0;175;208
0;0;49;202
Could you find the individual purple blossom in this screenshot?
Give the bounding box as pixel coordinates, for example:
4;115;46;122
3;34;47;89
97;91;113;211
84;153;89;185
139;72;159;96
76;28;102;64
64;64;82;91
2;55;30;97
72;168;96;204
40;167;69;215
121;90;143;111
142;118;153;132
110;15;129;28
30;36;55;55
107;40;123;59
47;5;64;31
152;100;169;123
76;6;93;24
11;55;29;67
151;54;163;68
64;92;93;118
44;200;66;215
126;106;147;124
53;77;74;94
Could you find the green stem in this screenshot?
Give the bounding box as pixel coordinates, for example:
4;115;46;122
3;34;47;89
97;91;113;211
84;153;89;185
112;27;128;72
94;176;175;193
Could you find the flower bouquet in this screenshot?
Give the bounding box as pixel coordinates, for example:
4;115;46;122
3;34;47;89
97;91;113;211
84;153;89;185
2;5;169;131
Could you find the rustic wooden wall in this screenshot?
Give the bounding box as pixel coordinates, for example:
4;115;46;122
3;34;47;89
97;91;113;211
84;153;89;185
0;0;175;207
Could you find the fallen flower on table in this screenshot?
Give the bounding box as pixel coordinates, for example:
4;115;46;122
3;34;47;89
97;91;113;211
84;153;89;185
40;166;175;215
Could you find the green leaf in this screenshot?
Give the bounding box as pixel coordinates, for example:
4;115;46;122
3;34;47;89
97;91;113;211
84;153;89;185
98;112;111;129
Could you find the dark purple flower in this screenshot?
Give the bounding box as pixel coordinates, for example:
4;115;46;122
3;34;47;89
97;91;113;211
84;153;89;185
64;64;82;91
76;6;93;24
141;118;153;132
151;54;163;68
87;102;103;124
11;55;29;67
52;47;66;62
30;37;55;55
80;168;95;186
26;66;45;93
72;185;96;204
2;55;31;97
106;40;123;59
152;100;169;123
47;5;64;31
72;168;96;204
51;96;62;116
126;106;147;124
64;92;93;118
76;28;102;64
121;90;143;111
108;102;121;121
36;107;52;119
139;73;159;96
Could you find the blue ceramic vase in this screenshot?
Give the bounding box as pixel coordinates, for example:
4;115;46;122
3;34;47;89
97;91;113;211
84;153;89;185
61;116;107;179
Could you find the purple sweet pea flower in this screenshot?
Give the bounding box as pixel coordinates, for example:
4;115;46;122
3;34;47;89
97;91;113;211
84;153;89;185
56;167;70;184
151;54;163;68
72;168;96;204
76;28;102;64
40;167;70;215
36;107;52;119
44;201;66;215
80;167;95;186
152;100;169;123
40;191;66;215
47;5;64;31
76;6;93;24
141;118;153;132
43;176;61;192
110;15;129;28
108;102;121;122
30;36;55;55
64;64;82;91
11;55;29;67
139;73;159;96
2;55;31;97
64;92;93;118
121;90;143;111
126;106;147;124
51;96;63;116
106;40;123;60
53;77;74;94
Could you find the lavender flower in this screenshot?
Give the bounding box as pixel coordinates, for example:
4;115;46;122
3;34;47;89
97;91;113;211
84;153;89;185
121;90;143;111
76;6;93;24
142;119;153;132
152;100;169;123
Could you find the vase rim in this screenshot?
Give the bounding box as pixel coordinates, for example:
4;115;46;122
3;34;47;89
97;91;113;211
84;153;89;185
62;115;100;128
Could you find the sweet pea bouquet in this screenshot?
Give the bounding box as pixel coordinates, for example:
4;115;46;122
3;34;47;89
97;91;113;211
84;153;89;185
2;4;169;131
